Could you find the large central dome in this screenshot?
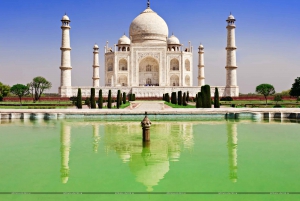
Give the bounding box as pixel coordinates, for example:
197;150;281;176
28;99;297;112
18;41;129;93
129;7;169;43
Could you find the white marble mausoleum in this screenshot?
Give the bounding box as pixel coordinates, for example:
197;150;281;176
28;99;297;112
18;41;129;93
59;1;239;98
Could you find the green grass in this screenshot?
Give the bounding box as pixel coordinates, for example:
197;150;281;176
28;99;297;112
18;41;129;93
164;101;195;108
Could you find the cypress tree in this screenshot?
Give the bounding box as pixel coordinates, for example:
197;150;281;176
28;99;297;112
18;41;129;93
90;88;96;109
77;88;82;109
205;85;212;108
163;94;165;101
186;91;189;102
108;90;112;109
117;90;121;109
178;91;182;105
197;92;203;108
120;91;122;106
123;92;126;104
133;94;136;101
214;88;220;108
165;93;170;102
183;92;187;106
171;92;177;104
195;94;198;108
201;86;206;108
98;89;103;109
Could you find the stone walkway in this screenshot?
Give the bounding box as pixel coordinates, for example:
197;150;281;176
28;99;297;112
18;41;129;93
132;101;164;111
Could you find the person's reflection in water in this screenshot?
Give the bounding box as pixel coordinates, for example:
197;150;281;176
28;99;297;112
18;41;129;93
227;122;238;182
60;122;71;184
93;124;100;153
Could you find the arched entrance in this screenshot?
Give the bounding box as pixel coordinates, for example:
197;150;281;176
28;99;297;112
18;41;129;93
139;57;159;86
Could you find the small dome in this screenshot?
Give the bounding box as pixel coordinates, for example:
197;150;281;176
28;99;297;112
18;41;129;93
228;14;235;20
93;44;99;49
118;34;131;45
62;14;70;21
199;44;204;48
167;34;180;45
129;7;168;43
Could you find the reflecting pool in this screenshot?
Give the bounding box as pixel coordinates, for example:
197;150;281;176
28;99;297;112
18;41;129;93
1;119;300;201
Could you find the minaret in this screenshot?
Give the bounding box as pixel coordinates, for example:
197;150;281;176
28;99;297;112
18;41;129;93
59;14;72;96
225;13;239;96
92;44;100;87
198;44;205;86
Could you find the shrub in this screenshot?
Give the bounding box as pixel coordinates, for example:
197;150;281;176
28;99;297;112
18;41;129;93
132;94;136;101
202;85;211;108
214;87;220;108
220;96;233;101
108;90;112;109
98;89;103;109
90;88;96;109
123;92;126;104
163;94;165;101
77;88;82;109
273;94;282;105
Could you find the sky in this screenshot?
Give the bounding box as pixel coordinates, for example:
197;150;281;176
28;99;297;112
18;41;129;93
0;0;299;94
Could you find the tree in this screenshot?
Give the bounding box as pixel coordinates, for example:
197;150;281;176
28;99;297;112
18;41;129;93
108;90;112;109
77;88;82;109
196;92;202;108
117;90;121;109
28;76;52;102
90;88;96;109
10;84;29;104
165;93;170;102
183;92;187;106
171;92;177;104
290;77;300;100
186;91;189;102
255;84;275;105
123;92;126;104
273;94;282;106
98;89;103;109
178;91;182;105
201;85;211;108
214;88;220;108
0;82;10;101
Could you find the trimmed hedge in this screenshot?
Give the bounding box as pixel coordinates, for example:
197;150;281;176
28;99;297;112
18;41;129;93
98;89;103;109
90;88;96;109
220;96;233;101
77;88;82;109
108;90;112;109
214;87;220;108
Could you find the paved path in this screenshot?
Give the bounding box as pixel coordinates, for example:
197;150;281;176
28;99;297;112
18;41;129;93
133;101;164;111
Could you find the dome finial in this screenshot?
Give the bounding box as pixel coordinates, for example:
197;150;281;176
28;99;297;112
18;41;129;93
147;0;150;8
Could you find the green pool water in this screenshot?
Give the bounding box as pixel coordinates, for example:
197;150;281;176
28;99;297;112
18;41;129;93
1;119;300;201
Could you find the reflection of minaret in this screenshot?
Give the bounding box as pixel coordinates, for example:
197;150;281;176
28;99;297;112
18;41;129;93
93;124;100;153
227;122;238;182
60;122;71;184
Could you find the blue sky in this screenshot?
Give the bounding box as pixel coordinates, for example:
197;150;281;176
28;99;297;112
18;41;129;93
0;0;299;93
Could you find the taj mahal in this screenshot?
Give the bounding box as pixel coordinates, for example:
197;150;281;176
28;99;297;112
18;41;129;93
59;1;239;98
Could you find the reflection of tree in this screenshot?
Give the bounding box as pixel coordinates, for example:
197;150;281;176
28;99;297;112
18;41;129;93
60;122;71;184
103;122;194;191
93;125;100;153
227;122;238;182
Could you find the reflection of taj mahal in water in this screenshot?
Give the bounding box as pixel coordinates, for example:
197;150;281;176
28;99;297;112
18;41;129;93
60;121;238;191
59;0;239;97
